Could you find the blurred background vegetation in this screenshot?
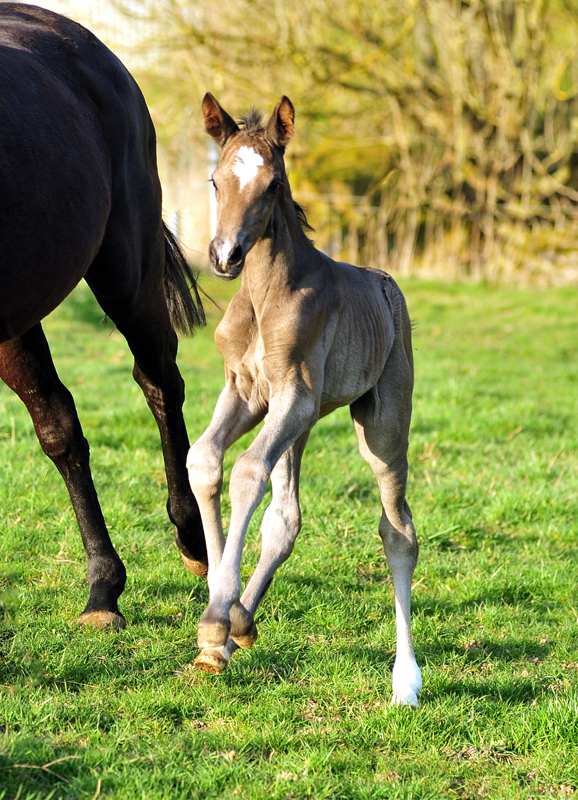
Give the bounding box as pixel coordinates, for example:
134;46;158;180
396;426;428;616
12;0;578;283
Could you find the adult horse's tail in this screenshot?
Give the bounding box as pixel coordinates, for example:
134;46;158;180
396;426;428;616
163;222;206;335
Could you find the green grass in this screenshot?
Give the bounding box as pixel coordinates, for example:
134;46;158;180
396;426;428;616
1;276;577;800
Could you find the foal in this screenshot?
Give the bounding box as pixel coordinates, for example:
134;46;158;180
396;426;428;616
187;94;422;706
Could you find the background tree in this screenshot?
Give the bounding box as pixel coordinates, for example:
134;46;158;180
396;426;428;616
115;0;578;282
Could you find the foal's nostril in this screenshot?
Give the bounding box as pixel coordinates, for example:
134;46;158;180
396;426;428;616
209;238;244;273
228;244;244;266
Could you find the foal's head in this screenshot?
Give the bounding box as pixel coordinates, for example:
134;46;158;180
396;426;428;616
202;93;294;279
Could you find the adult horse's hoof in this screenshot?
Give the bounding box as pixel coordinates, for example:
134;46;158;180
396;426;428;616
174;528;208;577
77;610;127;630
194;647;229;674
181;552;209;577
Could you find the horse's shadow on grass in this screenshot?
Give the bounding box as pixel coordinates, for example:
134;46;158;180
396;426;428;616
125;579;209;627
316;639;554;706
232;635;552;706
431;676;546;704
245;574;561;704
14;575;208;626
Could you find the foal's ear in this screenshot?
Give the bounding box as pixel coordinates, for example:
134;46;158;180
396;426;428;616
202;93;239;146
266;96;295;149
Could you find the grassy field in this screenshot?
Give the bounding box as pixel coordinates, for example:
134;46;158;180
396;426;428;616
0;276;577;800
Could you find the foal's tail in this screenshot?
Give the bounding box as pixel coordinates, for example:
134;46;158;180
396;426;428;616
163;222;206;335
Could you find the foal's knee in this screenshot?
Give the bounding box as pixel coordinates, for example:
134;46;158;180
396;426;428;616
187;440;223;499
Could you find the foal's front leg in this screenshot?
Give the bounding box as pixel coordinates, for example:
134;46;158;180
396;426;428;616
187;382;264;668
240;431;309;617
194;387;317;672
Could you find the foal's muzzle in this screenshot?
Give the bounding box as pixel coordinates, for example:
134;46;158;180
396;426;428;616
209;237;246;279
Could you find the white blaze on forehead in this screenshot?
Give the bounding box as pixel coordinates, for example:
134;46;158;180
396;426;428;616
232;146;264;190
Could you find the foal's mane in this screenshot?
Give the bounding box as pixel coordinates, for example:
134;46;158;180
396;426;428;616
237;108;314;235
239;108;264;133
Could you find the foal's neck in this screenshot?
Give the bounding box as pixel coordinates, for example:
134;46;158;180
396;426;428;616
242;179;313;310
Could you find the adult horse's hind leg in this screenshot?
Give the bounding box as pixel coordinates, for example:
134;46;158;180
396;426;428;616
350;345;421;707
88;280;208;577
0;324;127;628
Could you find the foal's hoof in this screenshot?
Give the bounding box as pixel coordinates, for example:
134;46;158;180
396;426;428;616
230;602;258;649
391;657;422;708
181;552;209;577
231;620;258;649
76;610;127;630
390;690;419;708
194;647;229;674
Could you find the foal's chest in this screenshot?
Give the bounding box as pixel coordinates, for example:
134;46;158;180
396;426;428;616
214;301;270;410
217;274;392;415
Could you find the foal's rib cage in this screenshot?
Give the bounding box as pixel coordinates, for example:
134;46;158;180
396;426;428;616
187;93;422;707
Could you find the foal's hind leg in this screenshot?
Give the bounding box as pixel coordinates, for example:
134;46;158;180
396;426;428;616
351;355;421;706
240;431;309;616
0;324;127;627
352;410;421;706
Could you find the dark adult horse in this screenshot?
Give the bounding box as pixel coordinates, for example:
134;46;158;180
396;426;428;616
0;4;208;628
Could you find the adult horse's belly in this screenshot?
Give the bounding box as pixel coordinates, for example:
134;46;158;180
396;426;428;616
0;51;111;342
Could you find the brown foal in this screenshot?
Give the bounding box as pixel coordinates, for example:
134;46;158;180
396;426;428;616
187;94;421;706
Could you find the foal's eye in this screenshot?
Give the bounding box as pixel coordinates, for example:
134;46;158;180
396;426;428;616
267;178;282;194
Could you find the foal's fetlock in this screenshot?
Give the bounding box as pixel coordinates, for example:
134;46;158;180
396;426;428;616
197;611;231;649
229;602;258;649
